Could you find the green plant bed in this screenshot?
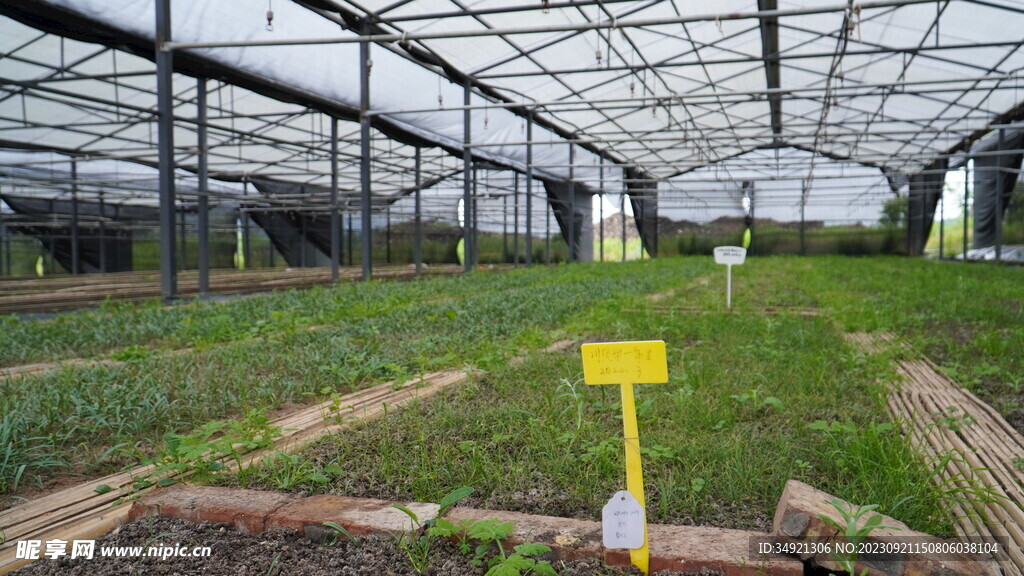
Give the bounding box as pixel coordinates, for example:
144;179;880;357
237;300;954;537
1;259;711;495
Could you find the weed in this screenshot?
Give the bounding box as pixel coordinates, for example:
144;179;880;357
391;486;475;574
818;498;901;576
729;388;784;411
430;516;556;576
322;522;357;545
125;410;281;497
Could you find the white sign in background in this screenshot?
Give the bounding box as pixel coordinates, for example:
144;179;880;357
712;246;746;308
713;246;746;266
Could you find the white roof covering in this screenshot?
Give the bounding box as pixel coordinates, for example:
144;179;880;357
2;0;1024;218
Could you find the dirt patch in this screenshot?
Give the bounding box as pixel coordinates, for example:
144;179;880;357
11;516;720;576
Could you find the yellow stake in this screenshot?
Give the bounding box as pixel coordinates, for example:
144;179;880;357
581;340;667;575
619;381;649;573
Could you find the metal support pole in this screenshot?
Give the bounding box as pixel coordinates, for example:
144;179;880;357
939;191;944;260
545;195;551;264
472;167;479;266
599;158;604;262
179;206;186;269
525;113;533;267
197;77;209;295
996;128;1004;262
360;26;373;281
568;143;575;262
70;160;79;275
621;190;626;262
97;191;105;272
513;172;520;267
156;0;177;299
963;163;969;258
414;146;422;276
330;116;339;282
0;197;6;277
502;194;508;263
243;179;251;268
347;211;354;266
799;180;806;256
463;81;473;273
386;206;392;264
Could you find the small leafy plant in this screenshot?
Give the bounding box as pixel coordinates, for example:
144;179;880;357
431;517;556;576
391;486;475;574
124;410;281;498
729;388;783;411
818;498;901;576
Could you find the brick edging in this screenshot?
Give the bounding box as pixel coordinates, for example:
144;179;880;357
129;486;802;576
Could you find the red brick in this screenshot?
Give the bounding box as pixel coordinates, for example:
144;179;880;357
448;508;803;576
266;494;439;537
129;485;295;534
647;524;802;576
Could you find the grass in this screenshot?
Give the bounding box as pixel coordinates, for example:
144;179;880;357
232;256;995;537
0;259;708;494
5;254;1017;540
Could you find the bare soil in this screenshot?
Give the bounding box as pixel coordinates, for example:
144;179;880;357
12;516;721;576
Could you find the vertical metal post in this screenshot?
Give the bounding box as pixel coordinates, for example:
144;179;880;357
347;211;354;266
525;112;533;267
513;172;520;267
963;163;969;258
599;158;604;262
243;179;251;268
179;205;186;268
386;206;392;264
545;195;551;264
98;191;106;273
472;166;479;266
939;191;944;260
70;160;79;274
0;196;6;277
996;128;1004;262
568;143;575;262
502;194;508;263
463;82;473;272
360;28;373;281
155;0;177;299
414;147;422;276
799;180;806;256
621;190;626;262
330;116;339;282
197;77;209;295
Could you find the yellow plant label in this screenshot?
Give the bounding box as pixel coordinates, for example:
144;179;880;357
581;341;668;385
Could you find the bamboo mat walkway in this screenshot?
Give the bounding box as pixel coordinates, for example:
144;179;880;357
847;332;1024;576
0;339;574;574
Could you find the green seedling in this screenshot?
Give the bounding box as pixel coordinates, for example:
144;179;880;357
322;522;357;545
431;517;555;576
729;388;783;411
121;410;281;501
818;498;901;576
391;486;475;574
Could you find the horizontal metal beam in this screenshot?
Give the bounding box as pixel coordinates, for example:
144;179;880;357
165;0;939;51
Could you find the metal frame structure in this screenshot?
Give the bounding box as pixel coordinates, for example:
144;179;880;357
2;0;1024;298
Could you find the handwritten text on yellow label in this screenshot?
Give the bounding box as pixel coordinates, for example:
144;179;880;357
581;341;668;385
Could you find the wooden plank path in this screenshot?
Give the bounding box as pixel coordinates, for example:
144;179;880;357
0;265;466;315
847;332;1024;576
0;339;574;574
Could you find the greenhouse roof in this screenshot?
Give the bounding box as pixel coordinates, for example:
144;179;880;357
1;0;1023;202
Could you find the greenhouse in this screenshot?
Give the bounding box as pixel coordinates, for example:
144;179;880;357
1;1;1024;575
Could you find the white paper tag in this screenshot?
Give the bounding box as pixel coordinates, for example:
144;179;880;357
602;490;645;549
